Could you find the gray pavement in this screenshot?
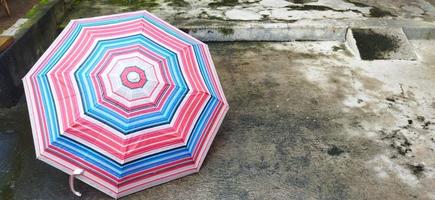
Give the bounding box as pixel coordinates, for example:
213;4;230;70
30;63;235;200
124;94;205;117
61;0;435;41
1;0;435;199
1;40;434;199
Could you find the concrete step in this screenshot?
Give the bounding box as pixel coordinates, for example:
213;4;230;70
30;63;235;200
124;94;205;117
0;36;13;53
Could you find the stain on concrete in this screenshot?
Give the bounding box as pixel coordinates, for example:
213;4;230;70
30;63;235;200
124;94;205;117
217;27;235;35
327;145;345;156
407;163;425;178
292;0;318;4
286;4;357;13
369;7;396;17
164;0;189;7
208;0;239;8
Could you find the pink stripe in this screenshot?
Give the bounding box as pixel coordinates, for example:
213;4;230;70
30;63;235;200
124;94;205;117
94;46;166;101
23;10;229;197
45;19;211;158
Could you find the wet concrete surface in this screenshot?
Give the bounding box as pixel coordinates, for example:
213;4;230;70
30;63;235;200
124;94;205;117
1;41;435;199
63;0;435;23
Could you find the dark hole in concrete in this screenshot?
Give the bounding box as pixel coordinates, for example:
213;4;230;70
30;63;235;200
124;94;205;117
352;29;400;60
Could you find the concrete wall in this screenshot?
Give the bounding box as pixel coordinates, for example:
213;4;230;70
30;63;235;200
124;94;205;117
0;0;68;107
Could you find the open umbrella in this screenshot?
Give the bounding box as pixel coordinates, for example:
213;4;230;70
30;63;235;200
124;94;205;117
22;10;228;198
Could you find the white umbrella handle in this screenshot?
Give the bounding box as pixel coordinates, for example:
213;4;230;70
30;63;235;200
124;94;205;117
69;168;84;197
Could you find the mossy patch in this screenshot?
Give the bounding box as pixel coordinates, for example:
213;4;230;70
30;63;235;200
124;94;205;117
25;0;52;19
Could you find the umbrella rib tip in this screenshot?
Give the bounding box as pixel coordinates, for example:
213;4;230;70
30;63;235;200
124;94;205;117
70;168;85;197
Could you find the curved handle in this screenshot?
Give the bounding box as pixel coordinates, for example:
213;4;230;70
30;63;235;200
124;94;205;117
69;168;84;197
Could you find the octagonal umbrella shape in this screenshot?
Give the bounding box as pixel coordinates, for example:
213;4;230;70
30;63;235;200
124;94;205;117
22;10;229;198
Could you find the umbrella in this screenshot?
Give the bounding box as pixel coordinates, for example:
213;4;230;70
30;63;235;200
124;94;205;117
22;10;229;198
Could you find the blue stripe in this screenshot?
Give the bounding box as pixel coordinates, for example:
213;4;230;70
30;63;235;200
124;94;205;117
75;34;188;133
34;13;225;178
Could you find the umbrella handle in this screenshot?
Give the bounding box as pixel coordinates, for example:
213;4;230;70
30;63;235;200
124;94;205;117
69;168;84;197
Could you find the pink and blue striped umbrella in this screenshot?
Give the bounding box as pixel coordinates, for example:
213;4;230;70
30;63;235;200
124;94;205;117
22;10;229;198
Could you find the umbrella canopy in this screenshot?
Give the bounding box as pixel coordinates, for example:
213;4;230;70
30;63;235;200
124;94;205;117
22;10;228;198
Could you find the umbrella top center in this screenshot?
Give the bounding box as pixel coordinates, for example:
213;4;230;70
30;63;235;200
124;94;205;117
127;71;141;83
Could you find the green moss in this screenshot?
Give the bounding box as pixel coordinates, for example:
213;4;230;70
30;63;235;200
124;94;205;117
165;0;189;7
208;0;239;7
24;0;53;19
39;0;50;5
25;7;38;18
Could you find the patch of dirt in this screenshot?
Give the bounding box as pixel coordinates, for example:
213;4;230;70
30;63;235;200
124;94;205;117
0;0;39;32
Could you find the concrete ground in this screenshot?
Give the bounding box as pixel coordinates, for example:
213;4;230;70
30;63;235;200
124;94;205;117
65;0;435;22
60;0;435;42
0;0;435;199
0;40;434;199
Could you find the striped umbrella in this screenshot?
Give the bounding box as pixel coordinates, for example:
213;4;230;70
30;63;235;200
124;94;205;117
22;10;229;198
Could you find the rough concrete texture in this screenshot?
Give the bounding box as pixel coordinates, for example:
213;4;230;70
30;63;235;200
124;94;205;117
64;0;435;22
0;0;71;107
1;19;29;37
1;40;435;199
61;0;435;41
